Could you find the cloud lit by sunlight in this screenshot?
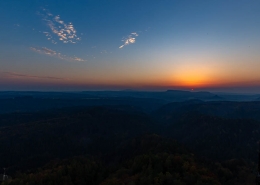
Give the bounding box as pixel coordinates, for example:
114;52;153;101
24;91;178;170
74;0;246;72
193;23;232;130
119;32;139;49
40;8;81;44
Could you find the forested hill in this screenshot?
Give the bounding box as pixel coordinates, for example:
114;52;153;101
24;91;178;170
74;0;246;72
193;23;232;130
155;100;260;121
154;101;260;162
0;107;154;172
1;100;260;184
1;133;255;185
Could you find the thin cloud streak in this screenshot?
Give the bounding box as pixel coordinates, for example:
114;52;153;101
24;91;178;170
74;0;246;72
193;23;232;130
30;47;87;62
1;71;68;80
119;32;139;49
40;8;81;44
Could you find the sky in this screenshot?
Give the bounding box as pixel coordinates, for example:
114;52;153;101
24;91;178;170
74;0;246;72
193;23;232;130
1;0;260;93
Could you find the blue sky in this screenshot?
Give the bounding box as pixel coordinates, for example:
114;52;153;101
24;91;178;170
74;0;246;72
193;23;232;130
1;0;260;92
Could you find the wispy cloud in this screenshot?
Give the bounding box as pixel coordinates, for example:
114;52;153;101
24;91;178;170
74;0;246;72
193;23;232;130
119;32;139;49
30;47;87;62
72;57;86;62
1;71;68;80
39;8;81;44
31;47;56;55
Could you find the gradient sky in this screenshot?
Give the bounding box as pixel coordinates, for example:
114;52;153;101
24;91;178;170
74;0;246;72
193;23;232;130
1;0;260;92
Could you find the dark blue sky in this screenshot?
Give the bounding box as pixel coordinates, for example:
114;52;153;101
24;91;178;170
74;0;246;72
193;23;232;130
1;0;260;92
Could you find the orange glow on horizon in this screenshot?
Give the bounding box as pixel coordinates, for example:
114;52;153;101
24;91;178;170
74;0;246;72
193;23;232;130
176;74;210;87
170;62;219;88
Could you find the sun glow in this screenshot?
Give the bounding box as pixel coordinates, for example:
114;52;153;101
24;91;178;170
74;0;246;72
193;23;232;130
178;74;209;87
172;62;219;87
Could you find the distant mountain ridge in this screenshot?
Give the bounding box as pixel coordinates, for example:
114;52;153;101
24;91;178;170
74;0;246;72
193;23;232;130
0;90;223;114
81;89;223;101
2;90;260;114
